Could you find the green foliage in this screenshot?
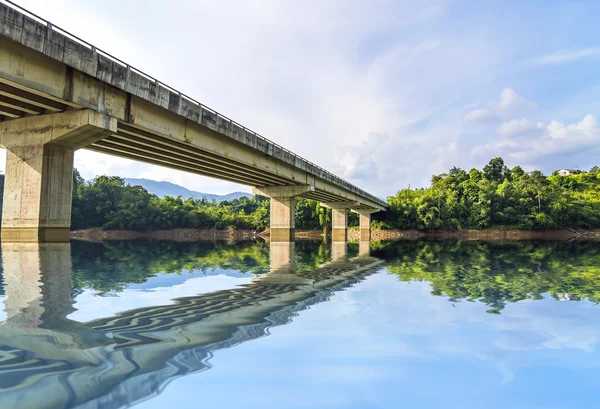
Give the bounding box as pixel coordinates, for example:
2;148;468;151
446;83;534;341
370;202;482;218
378;240;600;313
66;173;327;231
384;158;600;230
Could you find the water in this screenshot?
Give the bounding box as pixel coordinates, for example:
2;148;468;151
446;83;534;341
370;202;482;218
1;239;600;409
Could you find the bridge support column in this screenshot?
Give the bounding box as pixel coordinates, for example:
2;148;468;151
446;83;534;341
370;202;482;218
359;213;371;241
253;185;314;242
321;202;358;242
0;110;116;242
354;210;378;241
331;208;348;242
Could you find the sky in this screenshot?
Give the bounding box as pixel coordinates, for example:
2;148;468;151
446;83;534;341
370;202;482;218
3;0;600;198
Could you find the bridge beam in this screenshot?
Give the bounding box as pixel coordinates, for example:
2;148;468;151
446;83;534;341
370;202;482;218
253;185;314;242
0;110;116;242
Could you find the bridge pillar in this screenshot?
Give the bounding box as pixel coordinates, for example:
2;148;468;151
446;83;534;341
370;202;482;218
0;110;116;242
253;185;314;242
331;208;348;242
354;209;378;241
321;202;358;242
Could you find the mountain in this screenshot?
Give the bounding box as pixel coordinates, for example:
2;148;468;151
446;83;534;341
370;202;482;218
123;178;252;202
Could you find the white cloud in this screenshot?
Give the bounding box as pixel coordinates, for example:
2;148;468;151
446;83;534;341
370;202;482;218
463;88;536;125
534;47;600;66
474;114;600;165
497;118;544;138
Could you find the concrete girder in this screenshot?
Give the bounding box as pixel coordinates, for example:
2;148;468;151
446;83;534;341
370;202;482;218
253;185;314;198
320;201;360;210
0;26;387;210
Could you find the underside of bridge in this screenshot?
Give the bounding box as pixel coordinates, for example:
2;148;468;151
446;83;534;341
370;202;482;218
0;3;387;242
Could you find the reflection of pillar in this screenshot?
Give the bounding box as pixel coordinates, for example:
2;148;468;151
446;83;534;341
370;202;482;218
332;241;348;261
1;110;116;242
359;213;371;241
253;185;314;242
359;240;371;257
331;208;348;242
2;242;74;326
269;241;295;273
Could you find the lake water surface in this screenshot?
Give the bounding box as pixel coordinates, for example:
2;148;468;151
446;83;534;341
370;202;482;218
1;239;600;409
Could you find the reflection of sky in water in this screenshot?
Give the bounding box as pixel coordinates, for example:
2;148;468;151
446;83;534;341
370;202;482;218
2;240;600;409
137;271;600;409
69;269;254;322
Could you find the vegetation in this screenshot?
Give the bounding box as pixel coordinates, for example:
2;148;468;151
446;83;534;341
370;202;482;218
375;240;600;314
1;157;599;231
379;157;600;230
70;171;334;231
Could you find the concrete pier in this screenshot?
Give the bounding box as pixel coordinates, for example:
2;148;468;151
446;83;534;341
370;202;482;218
0;110;116;242
331;208;349;242
253;185;314;242
357;211;376;241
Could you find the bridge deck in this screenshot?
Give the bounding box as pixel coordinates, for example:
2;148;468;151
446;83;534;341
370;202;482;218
0;2;386;210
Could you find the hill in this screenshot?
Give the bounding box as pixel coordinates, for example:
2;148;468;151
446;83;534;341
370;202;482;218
123;178;252;202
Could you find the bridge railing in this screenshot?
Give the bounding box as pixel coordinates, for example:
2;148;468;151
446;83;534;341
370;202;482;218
0;0;386;207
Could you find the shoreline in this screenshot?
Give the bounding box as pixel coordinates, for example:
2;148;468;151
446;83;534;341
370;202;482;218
70;228;600;242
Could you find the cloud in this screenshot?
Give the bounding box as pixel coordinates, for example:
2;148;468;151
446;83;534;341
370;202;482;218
533;47;600;66
463;88;536;125
473;114;600;165
497;118;544;138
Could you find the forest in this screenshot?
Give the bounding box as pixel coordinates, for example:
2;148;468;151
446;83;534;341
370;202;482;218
69;170;339;231
0;157;599;231
381;157;600;230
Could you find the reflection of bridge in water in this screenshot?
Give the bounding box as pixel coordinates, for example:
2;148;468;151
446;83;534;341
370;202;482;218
0;240;381;409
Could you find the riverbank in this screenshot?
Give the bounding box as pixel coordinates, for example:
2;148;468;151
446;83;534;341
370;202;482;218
347;228;600;241
71;228;258;241
71;227;600;241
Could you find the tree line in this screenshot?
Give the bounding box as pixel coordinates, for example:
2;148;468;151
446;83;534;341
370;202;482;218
0;157;599;231
70;170;339;231
379;157;600;230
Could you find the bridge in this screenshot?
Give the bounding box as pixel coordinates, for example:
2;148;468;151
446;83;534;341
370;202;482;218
0;2;387;243
0;241;382;408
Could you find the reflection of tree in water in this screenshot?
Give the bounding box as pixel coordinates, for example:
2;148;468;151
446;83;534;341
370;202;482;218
377;240;600;313
69;240;332;294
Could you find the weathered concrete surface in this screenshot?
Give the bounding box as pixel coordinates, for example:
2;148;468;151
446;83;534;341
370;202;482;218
252;185;314;198
332;208;348;242
0;110;116;242
359;212;372;241
270;197;295;242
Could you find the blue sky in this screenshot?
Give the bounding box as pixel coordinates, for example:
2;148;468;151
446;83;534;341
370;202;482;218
4;0;600;197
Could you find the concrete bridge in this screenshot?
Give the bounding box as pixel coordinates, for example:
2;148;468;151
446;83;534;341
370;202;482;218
0;241;382;409
0;2;386;243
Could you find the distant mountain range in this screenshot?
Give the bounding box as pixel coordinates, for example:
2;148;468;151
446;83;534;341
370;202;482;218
124;178;252;202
